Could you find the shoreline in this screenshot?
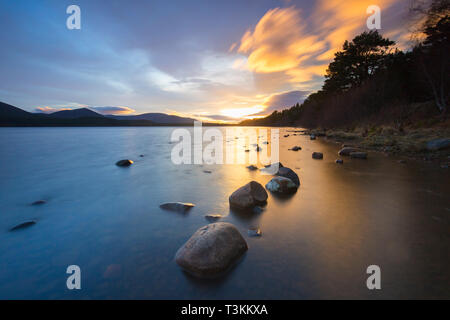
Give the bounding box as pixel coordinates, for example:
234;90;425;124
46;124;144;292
302;126;450;167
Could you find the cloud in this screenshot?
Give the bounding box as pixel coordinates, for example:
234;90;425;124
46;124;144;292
90;106;136;115
34;106;72;114
261;90;309;113
232;0;404;91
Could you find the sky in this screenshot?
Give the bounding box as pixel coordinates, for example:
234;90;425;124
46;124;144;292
0;0;416;122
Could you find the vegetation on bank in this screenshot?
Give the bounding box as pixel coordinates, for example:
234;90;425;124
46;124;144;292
241;1;449;133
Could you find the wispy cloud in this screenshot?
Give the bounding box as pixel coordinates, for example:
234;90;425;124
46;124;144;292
34;106;73;114
90;106;136;115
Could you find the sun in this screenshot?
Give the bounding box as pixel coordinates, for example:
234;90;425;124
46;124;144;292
220;105;265;119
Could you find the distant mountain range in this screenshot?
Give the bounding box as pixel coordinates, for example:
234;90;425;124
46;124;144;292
0;101;200;126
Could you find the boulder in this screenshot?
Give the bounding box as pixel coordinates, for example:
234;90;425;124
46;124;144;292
350;152;368;159
312;152;323;159
276;167;300;187
229;181;268;210
10;220;36;231
116;159;133;167
175;222;248;278
265;176;297;194
426;138;450;151
338;147;359;156
160;202;195;212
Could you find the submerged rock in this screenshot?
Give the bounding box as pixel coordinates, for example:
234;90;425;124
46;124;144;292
160;202;195;212
229;181;268;210
31;200;46;206
175;222;248;278
10;220;36;231
338;147;359;156
312;152;323;159
116;159;133;167
276;167;300;187
350;152;368;159
426;138;450;151
265;176;297;194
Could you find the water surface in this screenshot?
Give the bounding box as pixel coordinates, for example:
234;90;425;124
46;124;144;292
0;127;449;299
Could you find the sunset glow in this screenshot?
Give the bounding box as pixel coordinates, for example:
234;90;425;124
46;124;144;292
1;0;413;121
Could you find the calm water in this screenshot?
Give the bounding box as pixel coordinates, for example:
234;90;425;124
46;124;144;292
0;127;449;299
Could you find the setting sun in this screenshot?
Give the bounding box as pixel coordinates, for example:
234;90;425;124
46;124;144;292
220;105;265;118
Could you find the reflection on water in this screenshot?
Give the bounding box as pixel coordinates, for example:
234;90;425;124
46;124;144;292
0;127;449;299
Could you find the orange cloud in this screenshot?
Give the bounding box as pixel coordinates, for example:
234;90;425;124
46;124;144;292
232;0;407;91
35;106;72;114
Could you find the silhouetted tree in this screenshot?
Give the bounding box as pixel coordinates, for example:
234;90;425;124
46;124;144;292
323;31;396;93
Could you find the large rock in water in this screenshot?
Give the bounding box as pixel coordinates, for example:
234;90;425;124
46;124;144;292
160;202;195;212
266;176;297;194
175;222;248;278
276;167;300;187
229;181;268;210
338;147;359;156
426;138;450;151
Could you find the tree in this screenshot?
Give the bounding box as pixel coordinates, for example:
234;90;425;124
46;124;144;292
323;31;396;93
411;0;450;112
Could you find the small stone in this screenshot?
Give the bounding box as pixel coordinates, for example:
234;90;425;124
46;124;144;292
289;146;302;151
312;152;323;159
335;159;343;164
203;170;212;173
248;227;262;237
31;200;46;206
398;160;407;164
160;202;195;212
338;147;359;156
116;159;133;167
246;165;258;171
310;134;316;140
10;220;36;231
205;214;222;222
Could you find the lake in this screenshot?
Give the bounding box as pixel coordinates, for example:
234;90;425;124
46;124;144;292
0;127;449;299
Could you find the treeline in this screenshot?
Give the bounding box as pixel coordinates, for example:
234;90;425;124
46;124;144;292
241;0;449;129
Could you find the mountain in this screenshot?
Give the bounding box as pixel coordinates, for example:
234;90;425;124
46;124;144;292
107;113;195;124
0;101;35;119
49;108;104;119
0;102;205;126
